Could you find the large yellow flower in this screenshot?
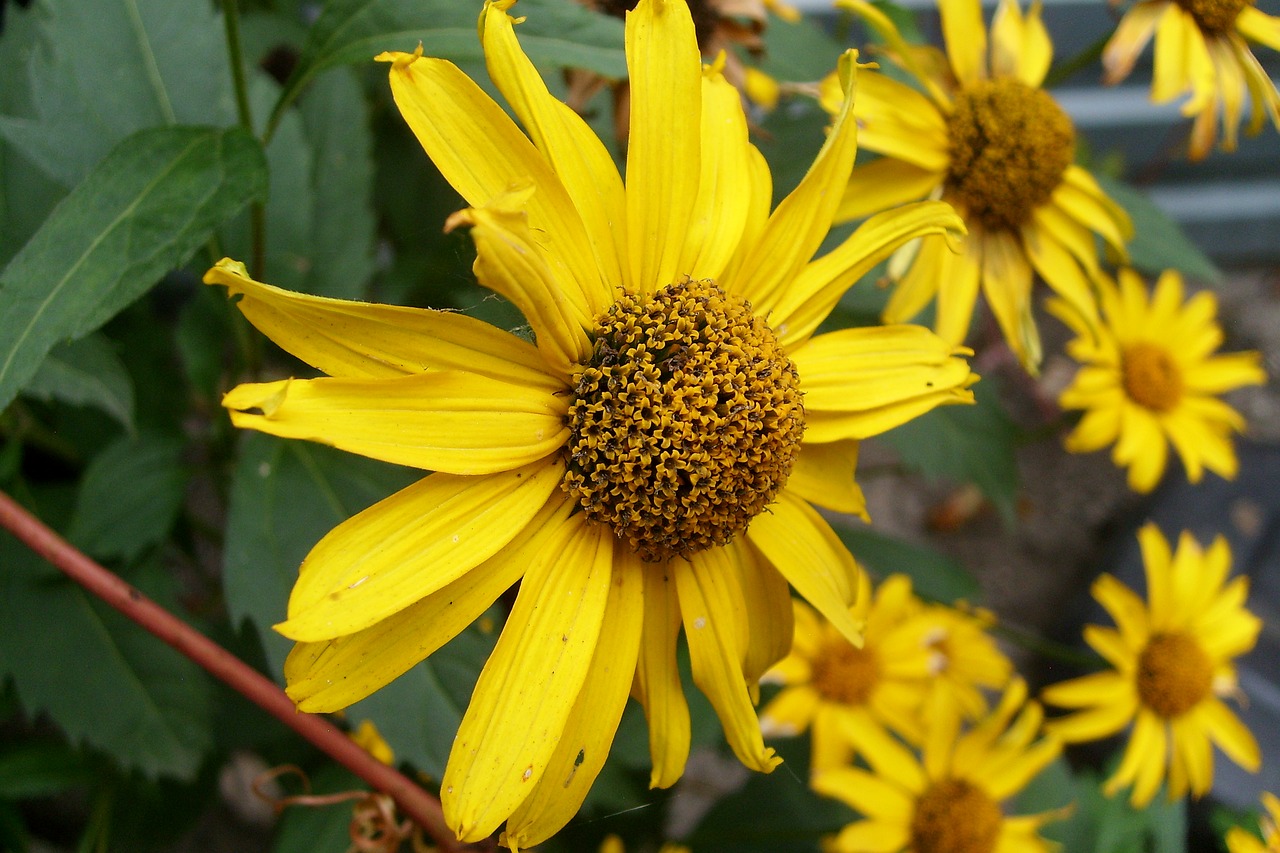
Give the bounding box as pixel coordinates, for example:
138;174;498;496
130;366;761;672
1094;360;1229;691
1227;792;1280;853
1051;267;1266;493
829;0;1133;371
812;679;1062;853
1043;524;1261;807
204;0;974;846
1102;0;1280;160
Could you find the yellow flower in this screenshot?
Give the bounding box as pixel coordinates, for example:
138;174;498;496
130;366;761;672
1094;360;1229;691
1227;792;1280;853
1102;0;1280;160
1051;267;1266;493
828;0;1133;371
350;719;396;766
1042;524;1261;807
916;601;1013;729
205;0;974;846
760;575;936;771
813;679;1062;853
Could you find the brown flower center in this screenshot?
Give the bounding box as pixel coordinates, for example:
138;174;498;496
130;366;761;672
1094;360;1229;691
911;778;1003;853
1122;342;1184;412
1137;632;1214;718
1176;0;1251;34
810;640;880;705
563;279;804;562
945;78;1075;233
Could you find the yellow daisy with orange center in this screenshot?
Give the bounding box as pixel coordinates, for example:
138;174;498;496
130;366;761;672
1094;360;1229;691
1227;792;1280;853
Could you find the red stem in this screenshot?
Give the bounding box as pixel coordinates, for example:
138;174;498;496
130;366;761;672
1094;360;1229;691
0;490;465;853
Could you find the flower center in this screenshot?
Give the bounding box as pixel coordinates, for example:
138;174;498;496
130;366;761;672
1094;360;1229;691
945;78;1075;233
562;279;804;563
1137;632;1214;718
911;778;1003;853
1176;0;1251;33
597;0;717;44
1122;342;1183;412
810;640;880;706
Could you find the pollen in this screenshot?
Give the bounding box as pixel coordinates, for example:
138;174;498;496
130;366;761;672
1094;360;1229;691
910;778;1003;853
1137;632;1214;718
1177;0;1251;33
562;279;805;563
945;77;1075;233
810;640;880;706
1122;342;1184;412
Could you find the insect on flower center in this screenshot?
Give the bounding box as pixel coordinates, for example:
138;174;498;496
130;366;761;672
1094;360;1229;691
1137;632;1214;718
811;640;880;706
562;279;805;563
911;777;1003;853
945;77;1075;233
1122;342;1184;412
1176;0;1251;34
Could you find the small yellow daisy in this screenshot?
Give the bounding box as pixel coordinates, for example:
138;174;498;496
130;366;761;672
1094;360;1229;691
1043;524;1262;807
204;0;974;846
813;679;1062;853
1102;0;1280;160
1051;267;1266;493
827;0;1133;371
1227;792;1280;853
916;601;1014;730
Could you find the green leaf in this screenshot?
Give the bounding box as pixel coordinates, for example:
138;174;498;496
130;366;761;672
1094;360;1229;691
274;0;625;133
0;125;268;413
0;0;232;188
222;433;419;675
0;531;214;780
1096;175;1220;284
66;434;187;562
0;741;94;800
876;376;1021;525
831;522;980;604
20;334;135;431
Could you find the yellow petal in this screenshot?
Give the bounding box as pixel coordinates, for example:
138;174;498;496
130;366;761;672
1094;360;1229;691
787;439;868;518
222;371;567;475
939;0;989;85
625;0;702;296
773;200;966;348
931;228;984;346
204;258;557;389
1055;166;1134;252
728;50;861;314
979;227;1041;371
378;49;602;304
829;819;912;853
442;519;614;842
747;491;865;646
1092;573;1151;647
835;156;944;223
1042;694;1136;742
284;493;574;711
790;325;976;441
1238;5;1280;52
990;0;1026;80
815;764;914;822
1015;0;1053;86
635;565;691;788
759;684;821;737
732;539;796;684
446;185;593;374
836;0;951;105
676;553;781;772
1198;697;1261;771
277;462;562;642
1103;1;1165;84
678;63;752;282
1040;671;1132;709
502;548;645;849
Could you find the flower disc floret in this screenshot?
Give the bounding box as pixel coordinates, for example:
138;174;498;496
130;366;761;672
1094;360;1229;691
910;778;1003;853
946;78;1075;233
1177;0;1251;34
1122;342;1184;412
810;640;880;706
563;278;804;562
1137;632;1214;718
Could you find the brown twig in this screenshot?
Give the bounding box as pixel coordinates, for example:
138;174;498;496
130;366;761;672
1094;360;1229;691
0;489;466;853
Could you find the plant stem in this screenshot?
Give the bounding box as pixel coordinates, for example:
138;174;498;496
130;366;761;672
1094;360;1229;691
1043;33;1109;90
221;0;267;280
0;490;467;853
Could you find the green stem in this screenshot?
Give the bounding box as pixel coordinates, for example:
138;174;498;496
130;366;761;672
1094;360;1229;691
993;620;1104;669
221;0;267;280
1043;32;1110;90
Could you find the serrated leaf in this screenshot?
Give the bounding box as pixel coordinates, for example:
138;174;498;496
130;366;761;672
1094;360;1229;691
1096;175;1220;284
0;532;213;780
0;125;267;412
831;522;980;604
273;0;625;132
222;433;419;675
66;434;187;562
877;376;1020;525
20;334;135;430
0;0;232;188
